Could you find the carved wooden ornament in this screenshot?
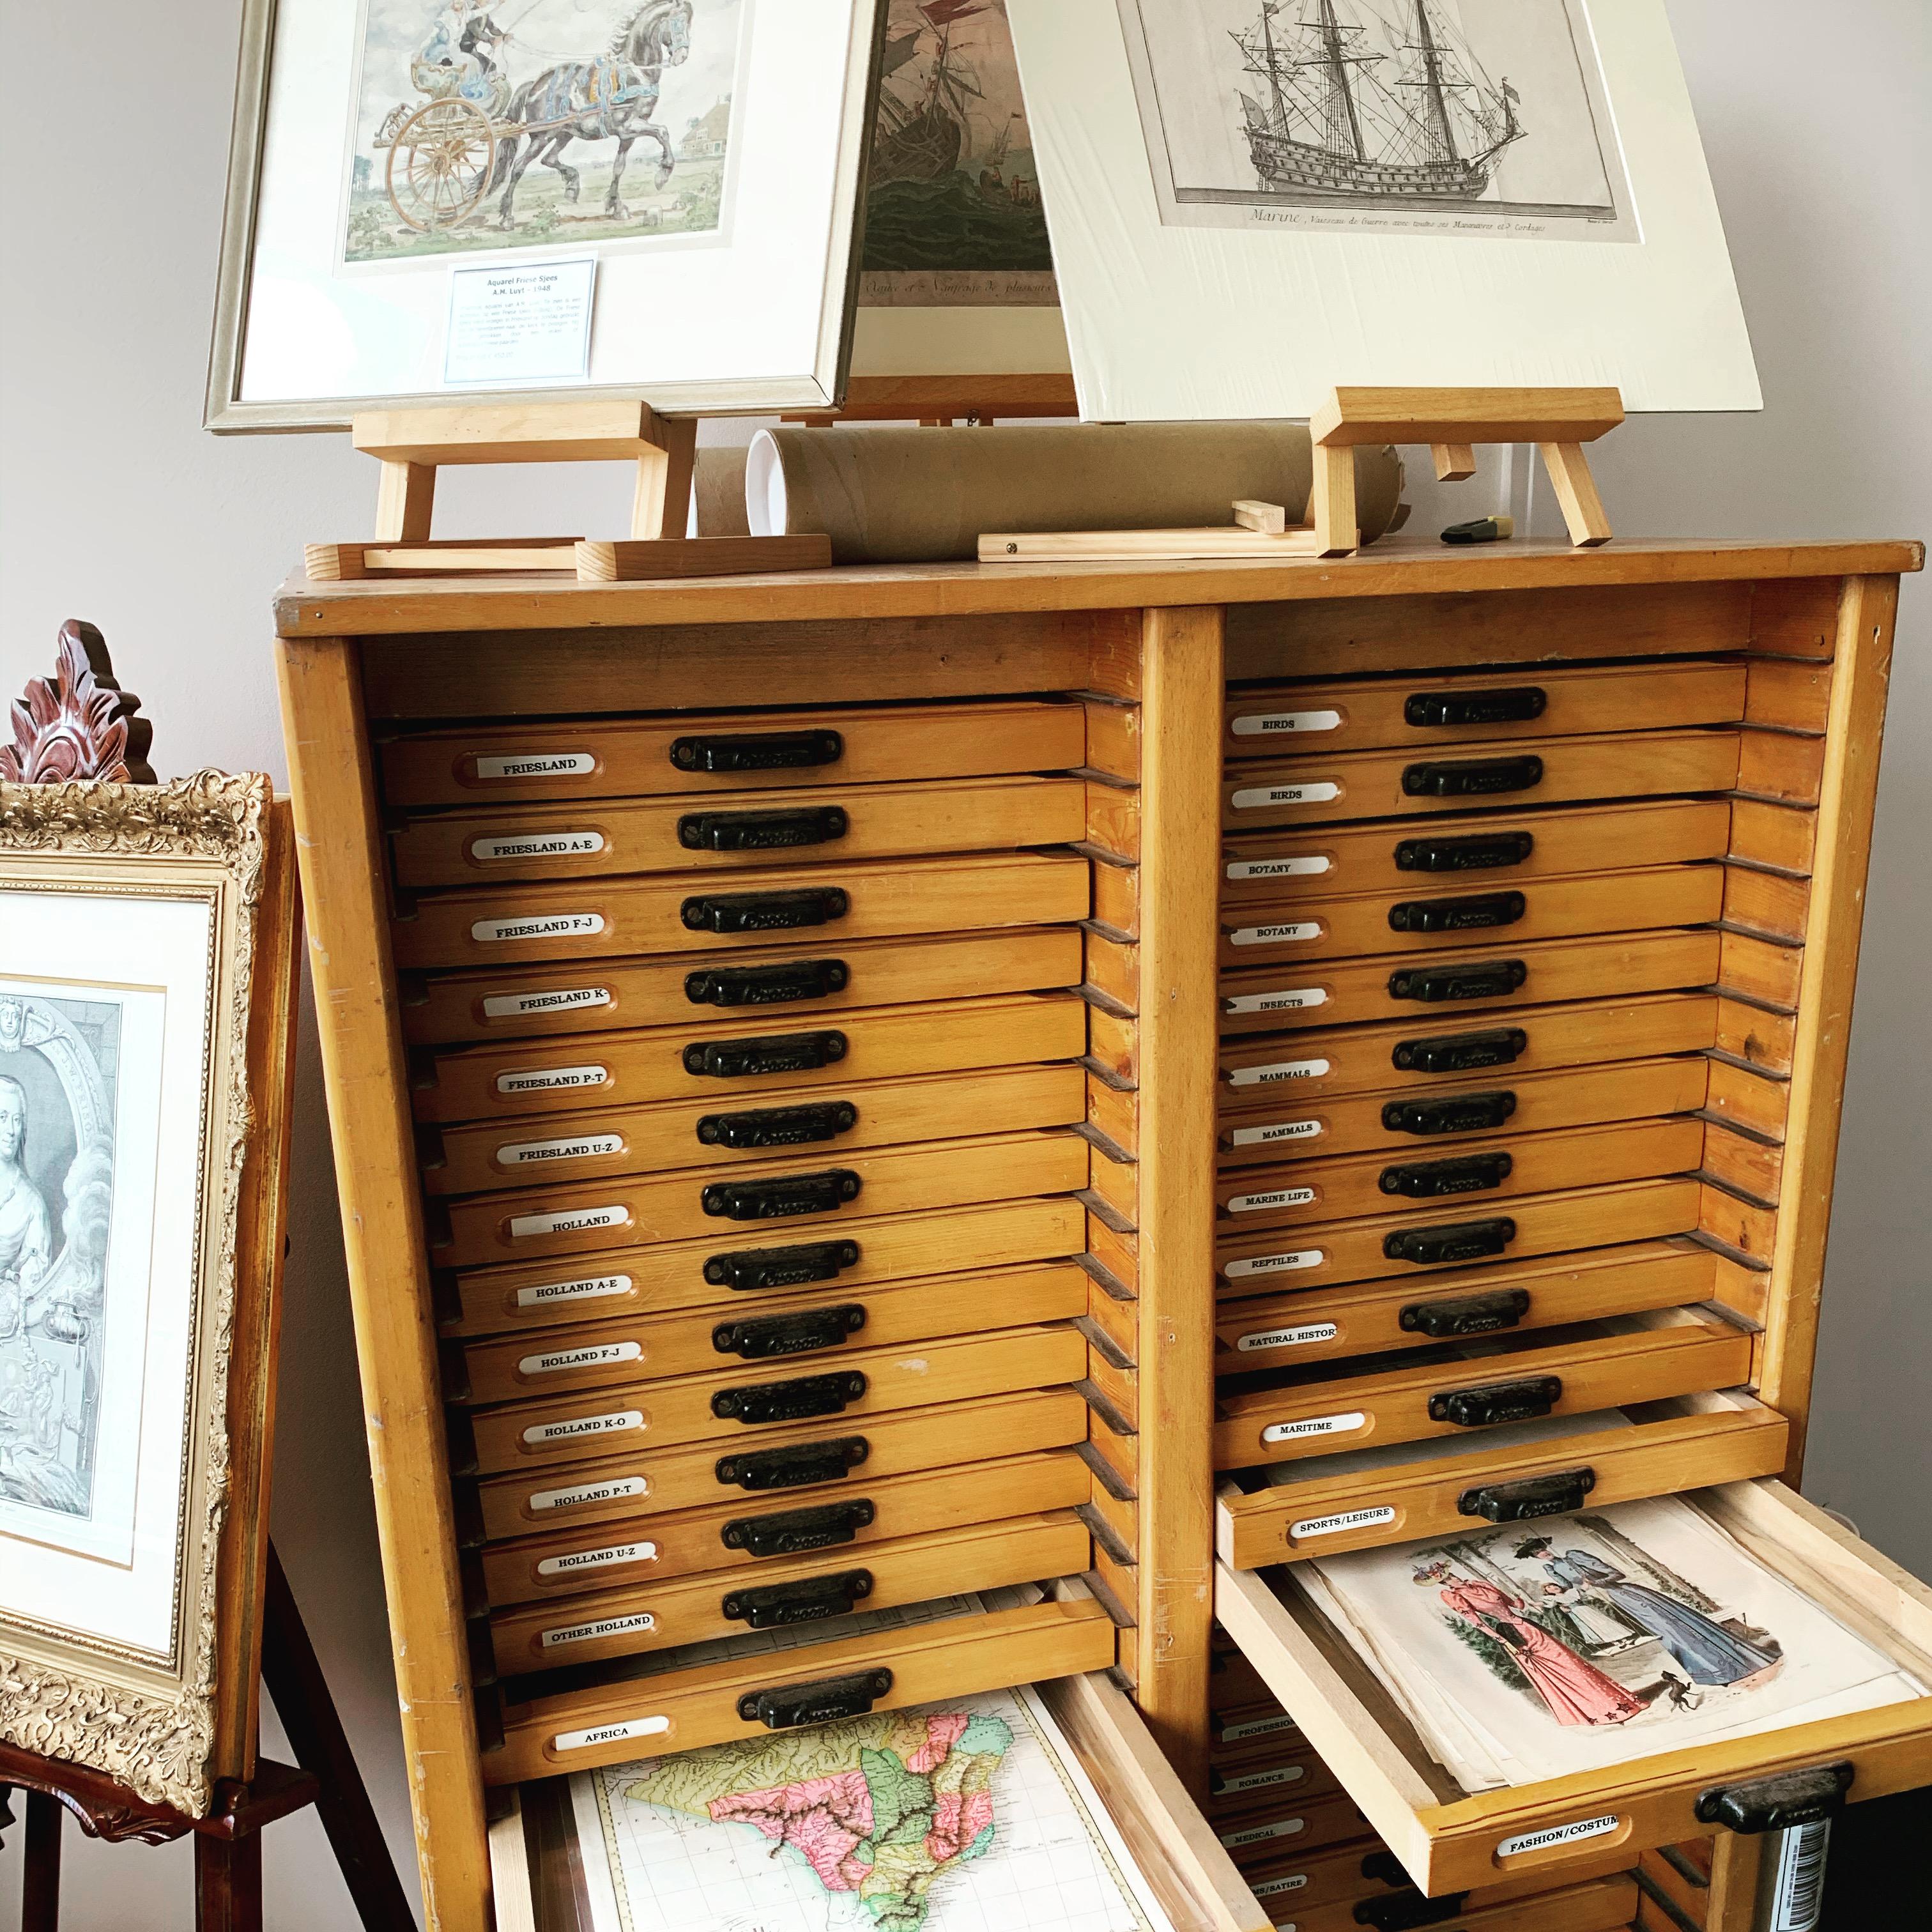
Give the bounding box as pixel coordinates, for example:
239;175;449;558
1;619;155;785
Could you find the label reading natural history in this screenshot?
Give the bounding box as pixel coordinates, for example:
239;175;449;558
471;830;606;862
475;751;597;781
516;1273;632;1310
471;911;606;944
482;985;613;1020
1236;1321;1339;1353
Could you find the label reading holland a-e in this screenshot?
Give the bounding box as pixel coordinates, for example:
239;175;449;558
471;831;606;863
554;1714;670;1752
471;912;606;944
495;1063;609;1096
540;1610;657;1650
1226;1057;1331;1089
1495;1816;1621;1859
1236;1321;1338;1353
522;1408;644;1446
475;751;597;781
528;1473;648;1512
1289;1505;1397;1540
482;985;613;1020
1231;781;1341;811
516;1273;632;1309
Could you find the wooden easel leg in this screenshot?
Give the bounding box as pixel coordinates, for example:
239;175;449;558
21;1789;62;1932
373;461;436;542
1432;441;1478;481
1310;445;1360;557
260;1545;415;1932
1538;440;1613;547
195;1832;263;1932
632;413;698;539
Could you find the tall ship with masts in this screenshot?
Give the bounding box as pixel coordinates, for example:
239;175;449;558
1235;0;1524;204
871;0;990;187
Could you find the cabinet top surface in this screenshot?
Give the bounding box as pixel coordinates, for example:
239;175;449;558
273;535;1922;638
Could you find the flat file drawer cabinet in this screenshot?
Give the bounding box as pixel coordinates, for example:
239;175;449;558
279;540;1919;1931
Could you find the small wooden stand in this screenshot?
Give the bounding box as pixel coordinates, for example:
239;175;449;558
303;401;833;584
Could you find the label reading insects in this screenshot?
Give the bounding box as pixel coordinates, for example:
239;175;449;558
1289;1505;1397;1539
475;752;597;781
1231;781;1341;810
1496;1816;1621;1859
521;1409;644;1446
495;1064;609;1096
528;1474;648;1512
471;831;606;862
1262;1411;1367;1444
498;1132;625;1167
540;1611;657;1650
1236;1322;1338;1353
1223;1249;1324;1279
471;912;606;944
1226;1186;1317;1215
554;1715;671;1752
1224;989;1328;1017
535;1540;657;1577
482;986;613;1020
518;1341;642;1377
1229;1119;1323;1147
1225;853;1332;882
1226;1057;1331;1087
1230;710;1344;737
509;1204;627;1240
1229;922;1323;947
516;1273;632;1309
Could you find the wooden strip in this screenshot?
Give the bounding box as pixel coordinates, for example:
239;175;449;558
1313;386;1625;446
1715;996;1797;1075
1723;864;1811;945
1699;1118;1784;1205
1727;795;1817;875
1705;1056;1791;1140
275;638;492;1932
1706;1250;1772;1328
576;535;832;581
1735;729;1827;804
1745;657;1834;732
1748;578;1842;658
1084;699;1140;781
1087;778;1142;862
1087;1000;1139;1084
1699;1179;1779;1264
1091;855;1139;940
1717;928;1802;1009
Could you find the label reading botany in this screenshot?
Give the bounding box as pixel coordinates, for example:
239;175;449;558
1229;921;1323;947
471;831;606;863
475;751;596;781
471;912;605;944
516;1273;632;1310
1225;854;1331;882
482;985;612;1020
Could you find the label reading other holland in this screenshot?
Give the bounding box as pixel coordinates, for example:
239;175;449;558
1227;1057;1331;1088
472;912;606;944
482;986;613;1020
476;752;597;781
498;1132;625;1167
1236;1322;1339;1353
509;1204;627;1240
529;1474;648;1512
1262;1411;1367;1444
1229;1119;1323;1147
496;1064;609;1095
541;1611;657;1650
1225;990;1328;1018
471;831;606;862
1290;1505;1398;1540
1225;1249;1324;1279
1229;922;1324;948
535;1540;657;1577
1225;853;1331;882
1227;1185;1317;1215
1495;1816;1621;1859
555;1714;671;1752
1220;1818;1306;1848
1231;781;1341;811
522;1409;645;1446
519;1341;642;1377
1230;709;1344;737
516;1273;632;1309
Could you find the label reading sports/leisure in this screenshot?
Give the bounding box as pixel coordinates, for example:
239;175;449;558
471;831;606;862
1229;1118;1324;1147
482;985;613;1020
1224;989;1328;1018
471;912;606;944
1236;1321;1339;1353
1290;1505;1398;1540
1230;709;1344;738
495;1063;609;1096
1225;853;1331;882
518;1340;642;1377
528;1474;648;1512
498;1132;625;1168
554;1714;671;1752
516;1273;632;1309
1216;1764;1308;1796
1224;1249;1324;1279
1219;1818;1307;1849
1226;1185;1317;1215
475;752;597;781
540;1611;657;1650
1229;921;1323;947
1230;781;1341;811
1226;1057;1331;1088
1495;1816;1621;1859
535;1540;657;1577
509;1204;627;1241
521;1409;644;1446
1262;1411;1367;1444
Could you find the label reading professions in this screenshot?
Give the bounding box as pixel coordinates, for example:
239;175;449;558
1224;988;1328;1018
1262;1411;1367;1444
475;751;598;781
1229;922;1324;947
541;1611;657;1650
1236;1322;1339;1354
1231;781;1341;811
1223;1249;1324;1280
495;1063;610;1096
535;1540;657;1577
516;1273;633;1310
471;912;606;944
528;1474;649;1512
1228;1118;1323;1147
1226;853;1331;882
522;1409;645;1447
1495;1816;1622;1860
498;1132;625;1168
518;1340;642;1377
482;985;613;1020
1289;1505;1398;1540
1226;1185;1317;1215
471;831;606;863
1218;1712;1298;1743
554;1714;671;1752
1226;1057;1332;1088
509;1204;628;1241
1230;709;1344;738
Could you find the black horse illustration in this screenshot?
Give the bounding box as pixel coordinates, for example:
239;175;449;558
491;0;693;228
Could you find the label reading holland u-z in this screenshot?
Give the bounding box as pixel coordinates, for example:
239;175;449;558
482;985;613;1020
535;1540;657;1577
471;912;606;944
1230;781;1341;811
475;752;597;781
471;831;606;862
528;1474;649;1512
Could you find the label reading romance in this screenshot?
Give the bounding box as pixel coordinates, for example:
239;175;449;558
471;831;606;863
1262;1411;1367;1444
535;1540;657;1577
541;1611;657;1650
471;912;606;944
1229;1118;1323;1147
521;1409;644;1446
1227;1185;1317;1215
498;1132;625;1168
516;1273;632;1309
554;1715;670;1752
1223;1249;1324;1279
1230;781;1341;811
482;985;613;1020
495;1063;609;1096
1236;1322;1338;1353
1230;709;1344;737
1229;921;1324;947
1496;1816;1622;1859
1224;989;1328;1017
509;1204;627;1240
518;1341;642;1377
528;1474;648;1512
1226;1057;1331;1088
475;751;597;781
1289;1505;1397;1540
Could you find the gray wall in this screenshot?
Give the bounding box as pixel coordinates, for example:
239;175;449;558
0;1;1924;1924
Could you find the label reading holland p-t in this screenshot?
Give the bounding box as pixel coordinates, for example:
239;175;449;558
1236;1321;1338;1353
495;1063;609;1096
1262;1411;1366;1444
471;912;606;944
528;1473;648;1512
1289;1505;1397;1540
482;985;613;1020
475;751;597;781
1231;781;1341;811
471;830;606;862
554;1714;670;1752
1495;1816;1621;1859
522;1408;645;1446
516;1272;632;1310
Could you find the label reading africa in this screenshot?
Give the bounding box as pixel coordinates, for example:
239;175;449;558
535;1540;657;1577
528;1474;648;1512
1262;1411;1367;1444
1226;1057;1331;1088
1227;1186;1317;1215
471;830;607;863
521;1408;645;1446
1219;1818;1307;1849
518;1340;642;1377
516;1273;632;1309
475;752;597;781
541;1611;657;1650
1230;709;1344;737
1231;781;1341;811
495;1064;609;1096
482;985;613;1020
1236;1322;1339;1353
554;1714;671;1752
1224;1249;1324;1279
1225;853;1331;882
1229;1118;1324;1147
1224;989;1328;1018
1216;1765;1308;1796
471;912;606;944
509;1204;627;1240
1229;922;1324;947
1289;1505;1397;1540
1496;1816;1622;1859
498;1132;625;1167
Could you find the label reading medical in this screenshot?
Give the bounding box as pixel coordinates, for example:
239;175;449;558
471;912;606;944
495;1063;609;1096
509;1204;627;1240
483;986;613;1020
554;1715;670;1752
1236;1322;1338;1353
1496;1816;1621;1859
498;1132;625;1167
516;1273;632;1310
1226;1057;1331;1088
1230;709;1344;738
1226;854;1331;882
471;831;606;862
519;1341;642;1377
475;752;597;781
1224;1249;1324;1279
1226;1185;1317;1215
541;1611;657;1650
528;1474;648;1512
1229;922;1323;947
1224;989;1328;1017
1262;1411;1367;1444
521;1409;644;1446
1231;781;1341;811
1289;1505;1397;1540
535;1540;657;1577
1229;1118;1324;1147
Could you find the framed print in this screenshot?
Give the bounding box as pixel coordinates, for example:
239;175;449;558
1006;0;1761;419
0;771;299;1814
208;0;884;429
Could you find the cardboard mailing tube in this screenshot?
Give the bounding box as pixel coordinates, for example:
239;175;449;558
742;422;1406;564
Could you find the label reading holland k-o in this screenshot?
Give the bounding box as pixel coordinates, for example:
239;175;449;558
516;1273;632;1309
540;1610;657;1650
471;830;606;862
1289;1505;1397;1540
1226;1185;1317;1215
471;912;606;944
522;1408;644;1446
1495;1816;1621;1859
1236;1321;1338;1353
1231;781;1341;810
1230;709;1344;737
1262;1411;1367;1444
554;1714;670;1752
475;751;597;781
498;1132;625;1168
482;985;613;1020
510;1204;627;1240
495;1064;609;1096
518;1340;641;1377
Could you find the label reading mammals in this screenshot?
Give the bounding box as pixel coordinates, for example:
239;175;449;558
521;1409;645;1446
1223;1249;1324;1279
475;752;597;781
471;831;606;862
1216;1764;1308;1795
1231;781;1341;811
1229;1118;1323;1147
1226;1185;1317;1215
1229;921;1323;947
1230;709;1344;738
1236;1321;1338;1353
540;1611;657;1650
1226;853;1331;882
1218;1818;1307;1849
554;1714;671;1752
1262;1411;1367;1443
498;1132;625;1168
509;1204;628;1240
495;1064;609;1096
1225;989;1328;1017
1289;1505;1397;1540
535;1540;657;1577
528;1474;648;1512
516;1273;632;1309
483;986;613;1020
1496;1816;1621;1859
471;912;606;944
1227;1057;1331;1088
518;1340;642;1377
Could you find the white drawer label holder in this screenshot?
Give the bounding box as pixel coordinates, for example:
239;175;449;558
1262;1411;1367;1444
472;912;606;944
1290;1505;1397;1540
554;1714;671;1752
475;752;597;781
1495;1815;1622;1859
483;985;613;1020
471;831;606;862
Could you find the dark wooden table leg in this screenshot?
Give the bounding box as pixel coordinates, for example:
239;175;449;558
194;1832;262;1932
22;1790;64;1932
260;1544;415;1932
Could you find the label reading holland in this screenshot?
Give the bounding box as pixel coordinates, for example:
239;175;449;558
509;1204;627;1240
541;1610;657;1650
1231;781;1341;811
1219;1818;1307;1849
1225;989;1328;1018
1236;1321;1338;1353
1495;1816;1621;1859
471;830;606;862
1226;1057;1331;1088
472;912;606;944
1226;853;1331;882
516;1273;632;1309
529;1473;648;1512
495;1064;609;1096
483;985;613;1020
522;1408;644;1446
498;1132;625;1167
1262;1411;1367;1444
1230;709;1344;737
1229;1118;1323;1147
555;1714;671;1752
1290;1505;1397;1540
475;751;597;781
1216;1764;1307;1795
535;1540;657;1577
1224;1248;1324;1279
1227;1185;1317;1215
1229;921;1323;947
518;1340;642;1377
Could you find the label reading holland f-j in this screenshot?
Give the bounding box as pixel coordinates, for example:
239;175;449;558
475;751;597;781
1224;1249;1324;1279
1227;1185;1317;1215
519;1340;642;1377
496;1063;609;1096
1495;1816;1621;1859
1226;1057;1331;1088
510;1204;627;1240
1290;1505;1397;1540
1229;922;1323;947
471;830;606;862
482;985;613;1020
1262;1411;1367;1444
1236;1321;1338;1353
498;1132;625;1168
522;1408;645;1446
1230;709;1344;738
541;1610;657;1650
529;1474;648;1512
535;1540;657;1577
555;1714;671;1752
471;912;606;944
1231;781;1341;811
1225;988;1328;1018
516;1273;632;1309
1226;853;1331;882
1229;1118;1324;1147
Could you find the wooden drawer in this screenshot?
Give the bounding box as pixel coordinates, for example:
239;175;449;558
424;1062;1085;1195
470;1386;1092;1537
477;1448;1090;1602
411;991;1086;1122
400;926;1084;1045
379;700;1087;807
1285;1876;1638;1932
390;774;1087;888
452;1259;1088;1402
484;1588;1118;1783
1213;1119;1705;1233
1236;1837;1637;1919
1216;1177;1703;1297
1220;1059;1710;1168
463;1322;1089;1475
1215;1240;1722;1374
1219;1791;1374;1867
1215;1476;1932;1897
1223;663;1746;760
1217;866;1722;967
486;1510;1091;1676
1220;995;1719;1100
1222;731;1742;831
443;1195;1085;1339
1220;930;1722;1034
1212;1309;1752;1470
389;849;1090;970
1222;799;1732;905
1208;1744;1344;1813
434;1130;1089;1268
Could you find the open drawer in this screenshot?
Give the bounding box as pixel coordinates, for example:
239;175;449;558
1215;1479;1932;1896
487;1657;1273;1931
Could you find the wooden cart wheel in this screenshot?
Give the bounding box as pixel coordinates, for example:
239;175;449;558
386;96;496;233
